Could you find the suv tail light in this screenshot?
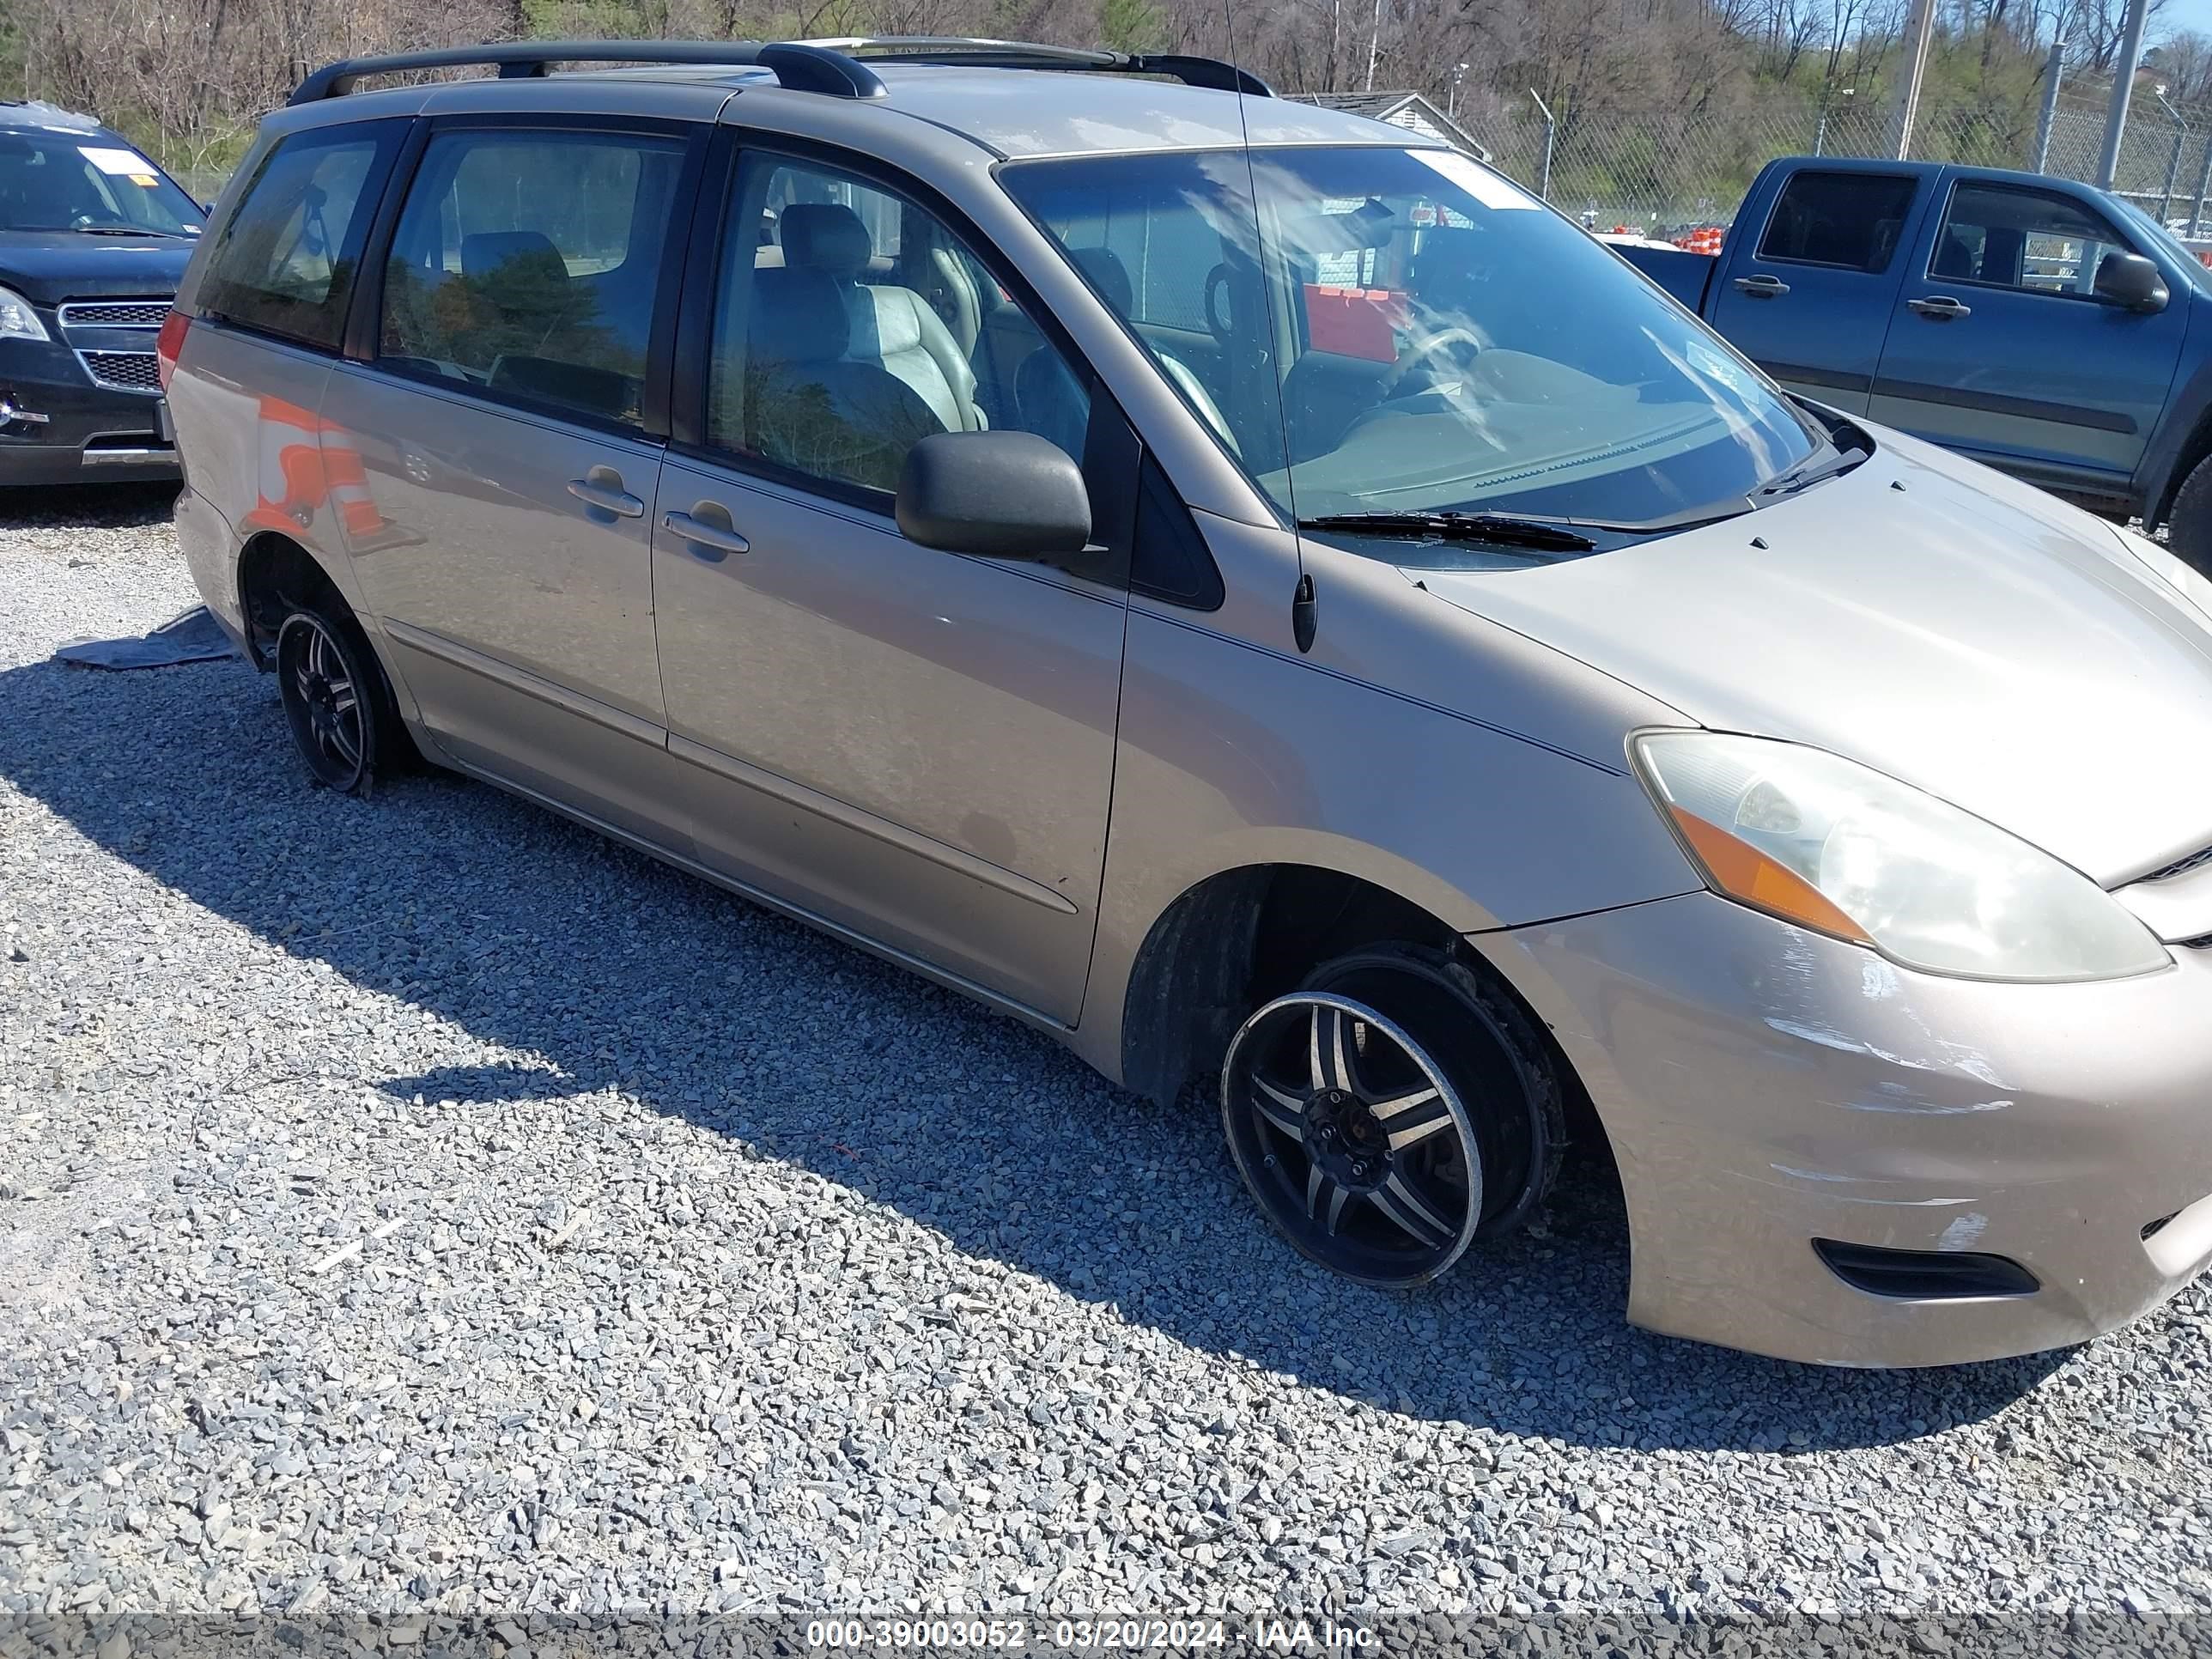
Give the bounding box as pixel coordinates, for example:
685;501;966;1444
155;310;190;392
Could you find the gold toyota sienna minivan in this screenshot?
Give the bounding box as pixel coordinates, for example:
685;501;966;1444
164;38;2212;1367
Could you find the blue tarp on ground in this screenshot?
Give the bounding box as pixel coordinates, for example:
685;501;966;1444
54;605;236;670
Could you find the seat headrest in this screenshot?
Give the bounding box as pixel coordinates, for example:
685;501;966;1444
1933;225;1978;278
750;267;849;363
781;204;874;276
462;230;568;283
1069;245;1134;314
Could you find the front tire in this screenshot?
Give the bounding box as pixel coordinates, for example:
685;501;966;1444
2165;452;2212;579
1219;945;1565;1289
274;603;400;795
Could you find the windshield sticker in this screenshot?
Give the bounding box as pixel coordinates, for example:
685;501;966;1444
1410;150;1537;211
79;146;156;178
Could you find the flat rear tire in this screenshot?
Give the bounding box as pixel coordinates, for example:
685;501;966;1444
274;602;402;796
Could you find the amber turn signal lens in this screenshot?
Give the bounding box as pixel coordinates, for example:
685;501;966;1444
1668;805;1873;945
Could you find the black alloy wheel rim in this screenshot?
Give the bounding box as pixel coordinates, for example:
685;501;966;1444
1220;992;1483;1287
277;613;367;789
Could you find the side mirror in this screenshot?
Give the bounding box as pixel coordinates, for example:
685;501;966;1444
896;430;1091;560
2095;251;2169;313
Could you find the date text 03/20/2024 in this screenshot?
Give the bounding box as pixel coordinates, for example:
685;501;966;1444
803;1618;1381;1651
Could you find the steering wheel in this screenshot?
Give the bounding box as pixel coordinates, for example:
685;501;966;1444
1376;326;1486;401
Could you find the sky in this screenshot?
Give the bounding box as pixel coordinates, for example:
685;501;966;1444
2157;0;2212;47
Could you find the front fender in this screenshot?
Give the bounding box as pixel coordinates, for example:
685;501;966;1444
2134;289;2211;528
1069;586;1705;1085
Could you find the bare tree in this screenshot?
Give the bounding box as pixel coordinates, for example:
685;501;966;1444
2060;0;2170;72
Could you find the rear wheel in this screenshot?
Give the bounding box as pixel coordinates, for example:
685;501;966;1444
2165;452;2212;578
274;603;400;795
1219;945;1564;1288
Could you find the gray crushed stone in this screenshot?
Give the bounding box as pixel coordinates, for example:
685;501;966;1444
1;483;2209;1640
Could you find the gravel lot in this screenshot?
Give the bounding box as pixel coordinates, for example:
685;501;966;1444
3;485;2211;1644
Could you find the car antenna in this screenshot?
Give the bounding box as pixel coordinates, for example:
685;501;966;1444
1220;0;1315;653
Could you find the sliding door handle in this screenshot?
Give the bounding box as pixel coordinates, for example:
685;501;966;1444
566;477;646;518
663;509;751;559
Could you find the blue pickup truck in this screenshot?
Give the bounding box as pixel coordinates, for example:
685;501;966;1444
1616;155;2212;571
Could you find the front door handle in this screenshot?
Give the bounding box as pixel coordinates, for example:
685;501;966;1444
1733;274;1791;298
567;471;646;518
1907;295;1972;320
663;508;751;560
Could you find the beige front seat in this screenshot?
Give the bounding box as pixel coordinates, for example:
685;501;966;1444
780;204;984;433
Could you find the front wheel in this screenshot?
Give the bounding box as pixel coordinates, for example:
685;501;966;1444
1218;945;1564;1289
2164;452;2212;579
274;603;401;795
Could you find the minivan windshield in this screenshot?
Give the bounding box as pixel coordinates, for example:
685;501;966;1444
1000;145;1821;550
0;132;202;237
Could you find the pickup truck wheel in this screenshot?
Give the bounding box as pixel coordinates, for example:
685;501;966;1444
2164;453;2212;578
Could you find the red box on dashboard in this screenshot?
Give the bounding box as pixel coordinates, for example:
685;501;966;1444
1304;284;1407;362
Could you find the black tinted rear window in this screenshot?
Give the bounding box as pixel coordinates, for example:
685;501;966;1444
1757;171;1917;271
199;125;398;350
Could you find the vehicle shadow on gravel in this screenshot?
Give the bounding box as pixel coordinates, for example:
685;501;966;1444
0;648;2069;1453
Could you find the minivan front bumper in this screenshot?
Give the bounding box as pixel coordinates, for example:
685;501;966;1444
1479;890;2212;1367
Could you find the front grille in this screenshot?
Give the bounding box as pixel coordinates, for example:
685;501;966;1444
2144;843;2212;883
78;351;161;392
58;299;171;329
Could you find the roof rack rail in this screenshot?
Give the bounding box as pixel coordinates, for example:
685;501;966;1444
799;35;1273;96
288;40;887;105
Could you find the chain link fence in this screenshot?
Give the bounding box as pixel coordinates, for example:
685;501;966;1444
171;168;231;208
1458;90;2212;239
139;74;2212;242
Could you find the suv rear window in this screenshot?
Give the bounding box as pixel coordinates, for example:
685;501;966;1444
198;126;397;350
1757;170;1917;271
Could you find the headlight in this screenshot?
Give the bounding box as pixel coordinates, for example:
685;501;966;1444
1632;731;2168;982
0;286;50;343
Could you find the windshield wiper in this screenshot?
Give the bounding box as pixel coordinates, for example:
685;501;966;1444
10;225;186;238
1298;511;1599;552
1755;439;1869;501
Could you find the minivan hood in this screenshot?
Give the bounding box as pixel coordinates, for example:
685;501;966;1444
1417;428;2212;886
0;232;195;304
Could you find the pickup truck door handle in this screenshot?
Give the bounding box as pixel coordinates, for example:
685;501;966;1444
566;471;646;519
1907;295;1972;320
1733;274;1790;298
663;508;751;560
